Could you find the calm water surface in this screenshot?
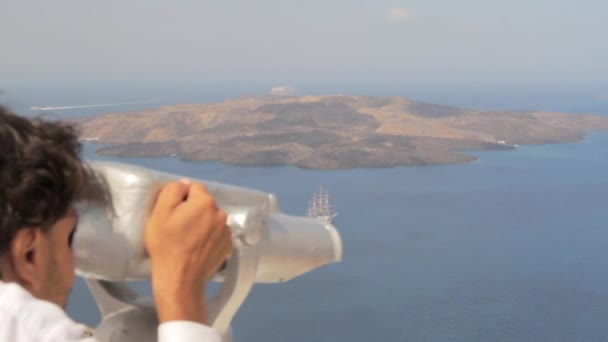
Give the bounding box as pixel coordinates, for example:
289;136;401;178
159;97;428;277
64;132;608;342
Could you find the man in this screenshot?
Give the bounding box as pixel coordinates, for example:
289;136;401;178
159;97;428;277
0;106;233;341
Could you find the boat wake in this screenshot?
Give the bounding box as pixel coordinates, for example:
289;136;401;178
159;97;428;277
30;100;156;111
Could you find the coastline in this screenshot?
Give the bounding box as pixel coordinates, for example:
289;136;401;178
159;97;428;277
78;95;608;170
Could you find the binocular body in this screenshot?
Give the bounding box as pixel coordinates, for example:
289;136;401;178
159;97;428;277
74;161;343;341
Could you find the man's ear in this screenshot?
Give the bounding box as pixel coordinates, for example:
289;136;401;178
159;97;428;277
9;228;42;291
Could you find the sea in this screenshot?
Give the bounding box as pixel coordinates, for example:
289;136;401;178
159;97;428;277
3;82;608;341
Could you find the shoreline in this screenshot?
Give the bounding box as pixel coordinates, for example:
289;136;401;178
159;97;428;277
82;131;608;171
78;95;608;170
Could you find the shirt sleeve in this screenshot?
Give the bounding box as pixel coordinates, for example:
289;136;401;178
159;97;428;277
159;321;222;342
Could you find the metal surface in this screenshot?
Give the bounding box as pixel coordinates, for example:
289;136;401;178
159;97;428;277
74;161;343;341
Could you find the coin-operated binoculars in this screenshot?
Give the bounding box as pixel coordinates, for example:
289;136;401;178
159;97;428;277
73;161;343;342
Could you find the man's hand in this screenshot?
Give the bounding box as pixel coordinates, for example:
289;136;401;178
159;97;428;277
145;180;233;325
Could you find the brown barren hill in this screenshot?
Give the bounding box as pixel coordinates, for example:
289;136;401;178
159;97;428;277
78;95;608;169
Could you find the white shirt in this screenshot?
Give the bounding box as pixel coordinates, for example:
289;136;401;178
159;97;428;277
0;280;221;342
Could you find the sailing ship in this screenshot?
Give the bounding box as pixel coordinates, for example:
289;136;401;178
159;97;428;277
307;186;338;222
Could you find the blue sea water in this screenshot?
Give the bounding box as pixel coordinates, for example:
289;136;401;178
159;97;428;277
4;84;608;341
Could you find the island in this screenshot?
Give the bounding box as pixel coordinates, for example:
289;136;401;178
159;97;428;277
78;95;608;169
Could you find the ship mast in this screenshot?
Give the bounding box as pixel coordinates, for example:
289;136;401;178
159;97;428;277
307;186;337;222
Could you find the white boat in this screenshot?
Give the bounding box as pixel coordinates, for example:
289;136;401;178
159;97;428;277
307;186;338;222
81;137;100;142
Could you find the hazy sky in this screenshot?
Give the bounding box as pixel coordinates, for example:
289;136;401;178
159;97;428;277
1;0;606;85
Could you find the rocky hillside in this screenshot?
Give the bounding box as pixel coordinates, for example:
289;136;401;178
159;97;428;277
78;95;608;169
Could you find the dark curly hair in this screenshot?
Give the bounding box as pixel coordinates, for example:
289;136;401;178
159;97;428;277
0;106;108;259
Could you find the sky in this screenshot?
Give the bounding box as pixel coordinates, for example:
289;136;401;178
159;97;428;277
1;0;607;87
